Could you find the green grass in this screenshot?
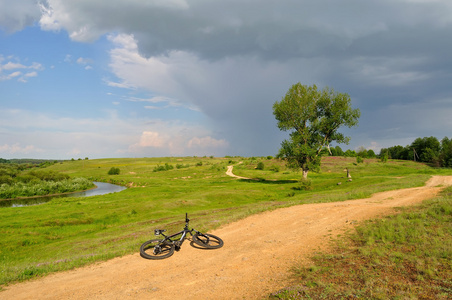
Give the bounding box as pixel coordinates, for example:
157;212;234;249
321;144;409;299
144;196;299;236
0;178;94;200
0;156;451;288
269;187;452;299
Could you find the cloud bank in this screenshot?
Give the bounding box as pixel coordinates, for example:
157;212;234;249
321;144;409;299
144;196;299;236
1;0;452;158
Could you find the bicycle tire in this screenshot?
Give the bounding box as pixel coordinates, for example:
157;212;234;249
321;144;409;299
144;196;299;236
140;239;175;259
192;233;224;249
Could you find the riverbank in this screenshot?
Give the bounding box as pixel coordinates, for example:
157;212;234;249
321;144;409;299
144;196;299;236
0;181;126;207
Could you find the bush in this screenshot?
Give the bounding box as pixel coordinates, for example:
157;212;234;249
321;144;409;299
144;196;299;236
153;163;174;172
27;170;70;181
0;178;94;199
108;167;120;175
176;164;189;169
0;175;13;185
256;162;264;170
293;179;313;191
269;165;280;172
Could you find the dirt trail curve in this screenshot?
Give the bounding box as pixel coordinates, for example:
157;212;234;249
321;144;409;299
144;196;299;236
226;164;250;180
2;176;452;300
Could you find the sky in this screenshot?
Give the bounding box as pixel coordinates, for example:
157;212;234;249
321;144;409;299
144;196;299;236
1;0;451;160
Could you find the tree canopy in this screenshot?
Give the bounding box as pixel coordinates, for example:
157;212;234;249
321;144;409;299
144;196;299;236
380;136;452;167
273;83;360;179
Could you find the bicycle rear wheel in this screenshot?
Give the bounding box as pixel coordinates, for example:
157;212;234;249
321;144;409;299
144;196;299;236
140;239;175;259
192;233;224;249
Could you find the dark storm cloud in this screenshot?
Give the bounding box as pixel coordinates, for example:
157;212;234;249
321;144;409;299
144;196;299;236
0;0;41;32
4;0;452;156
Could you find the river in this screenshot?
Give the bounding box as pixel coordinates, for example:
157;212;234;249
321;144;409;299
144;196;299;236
0;182;127;208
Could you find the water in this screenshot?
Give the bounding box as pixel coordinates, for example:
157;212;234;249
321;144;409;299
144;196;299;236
0;182;127;208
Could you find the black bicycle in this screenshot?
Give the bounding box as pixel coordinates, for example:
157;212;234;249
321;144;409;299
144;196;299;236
140;213;224;260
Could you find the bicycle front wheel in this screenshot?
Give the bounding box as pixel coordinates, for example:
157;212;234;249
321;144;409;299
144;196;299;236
140;239;175;259
192;233;224;249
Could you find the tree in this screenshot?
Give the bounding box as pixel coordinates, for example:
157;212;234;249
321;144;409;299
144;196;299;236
344;149;357;157
273;83;360;179
440;137;452;167
356;146;368;158
411;136;440;163
334;146;344;156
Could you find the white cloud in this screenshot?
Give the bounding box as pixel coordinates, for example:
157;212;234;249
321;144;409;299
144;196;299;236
0;57;44;82
5;71;22;79
76;57;92;65
2;62;27;70
25;71;38;78
0;108;229;159
127;125;229;157
125;95;199;111
0;143;43;155
137;131;167;148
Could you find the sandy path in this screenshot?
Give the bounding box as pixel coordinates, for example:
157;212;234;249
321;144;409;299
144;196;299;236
225;164;250;180
1;176;451;300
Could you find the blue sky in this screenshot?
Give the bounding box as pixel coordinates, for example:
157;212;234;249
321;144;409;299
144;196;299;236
1;0;452;159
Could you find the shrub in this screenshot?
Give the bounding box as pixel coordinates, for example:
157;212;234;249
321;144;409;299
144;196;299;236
108;167;120;175
176;164;189;169
153;165;165;172
153;163;174;172
293;179;313;191
269;165;280;172
0;178;94;199
0;175;13;185
256;162;264;170
26;170;70;181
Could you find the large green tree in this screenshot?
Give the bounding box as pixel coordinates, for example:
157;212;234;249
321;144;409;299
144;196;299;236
273;83;360;179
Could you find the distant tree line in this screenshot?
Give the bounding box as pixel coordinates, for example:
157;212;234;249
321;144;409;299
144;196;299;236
327;146;376;158
0;158;61;165
327;136;452;168
379;136;452;167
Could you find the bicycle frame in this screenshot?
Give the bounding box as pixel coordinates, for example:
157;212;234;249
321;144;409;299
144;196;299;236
154;213;197;250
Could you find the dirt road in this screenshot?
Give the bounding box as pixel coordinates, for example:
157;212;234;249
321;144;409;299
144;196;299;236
2;176;451;300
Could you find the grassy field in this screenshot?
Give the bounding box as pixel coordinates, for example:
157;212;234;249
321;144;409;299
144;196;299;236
270;188;452;299
0;156;451;292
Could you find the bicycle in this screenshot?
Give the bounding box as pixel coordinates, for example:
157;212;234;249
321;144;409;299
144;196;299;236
140;213;224;260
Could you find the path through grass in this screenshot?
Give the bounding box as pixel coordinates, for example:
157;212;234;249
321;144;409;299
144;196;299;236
1;156;451;288
270;187;452;299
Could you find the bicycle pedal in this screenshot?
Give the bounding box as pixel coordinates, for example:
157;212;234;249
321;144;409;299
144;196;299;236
175;246;181;251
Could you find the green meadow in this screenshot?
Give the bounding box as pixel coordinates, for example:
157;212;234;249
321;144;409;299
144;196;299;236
1;156;451;296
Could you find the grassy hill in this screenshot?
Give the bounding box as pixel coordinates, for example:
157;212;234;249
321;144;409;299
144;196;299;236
0;156;451;293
